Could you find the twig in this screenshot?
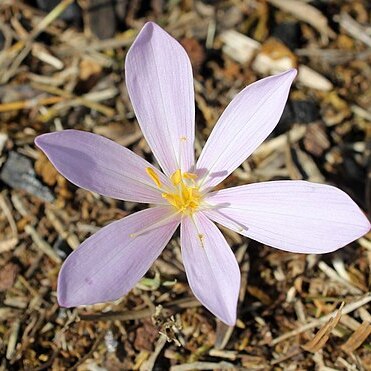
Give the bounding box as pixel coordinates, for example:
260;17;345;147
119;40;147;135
318;261;363;295
271;295;371;345
209;349;237;361
31;83;115;119
337;13;371;47
0;0;75;83
25;225;62;264
0;96;64;113
70;331;105;371
295;48;371;64
140;335;167;371
6;318;20;360
45;207;80;250
271;346;303;365
0;193;18;237
80;297;201;321
170;361;237;371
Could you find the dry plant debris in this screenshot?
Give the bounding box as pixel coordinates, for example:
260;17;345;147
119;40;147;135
0;0;370;370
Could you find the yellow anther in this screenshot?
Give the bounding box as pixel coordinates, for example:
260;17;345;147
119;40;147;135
162;193;179;209
180;136;187;141
183;172;198;180
181;183;191;200
146;167;162;188
170;169;182;186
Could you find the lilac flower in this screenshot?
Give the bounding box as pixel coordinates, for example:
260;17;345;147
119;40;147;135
35;22;370;326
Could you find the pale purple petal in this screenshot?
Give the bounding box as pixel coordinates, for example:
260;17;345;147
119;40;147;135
204;181;370;254
181;212;240;325
125;22;195;176
196;69;297;191
58;207;180;307
35;130;171;204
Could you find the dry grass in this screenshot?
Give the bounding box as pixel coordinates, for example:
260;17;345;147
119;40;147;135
0;1;370;370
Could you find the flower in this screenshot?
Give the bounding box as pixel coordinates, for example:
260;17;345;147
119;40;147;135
35;22;370;326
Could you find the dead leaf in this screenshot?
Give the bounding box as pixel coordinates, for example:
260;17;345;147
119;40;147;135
180;37;205;73
0;262;20;291
302;302;344;352
134;320;158;352
247;286;273;305
35;152;59;186
303;122;330;157
252;38;296;75
79;58;102;81
341;321;371;353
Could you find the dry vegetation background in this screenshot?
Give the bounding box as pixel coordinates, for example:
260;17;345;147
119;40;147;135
0;0;370;370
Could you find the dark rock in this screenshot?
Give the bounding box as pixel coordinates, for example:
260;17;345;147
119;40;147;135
53;236;73;259
271;22;301;50
276;99;320;134
85;0;117;39
0;30;4;50
292;100;321;124
115;0;129;23
342;156;364;182
0;152;54;202
36;0;82;23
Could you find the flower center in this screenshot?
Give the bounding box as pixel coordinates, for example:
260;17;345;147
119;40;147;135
146;168;202;215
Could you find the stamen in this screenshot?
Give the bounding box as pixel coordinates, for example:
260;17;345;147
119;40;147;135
129;212;179;239
203;202;247;233
146;167;162;188
162;193;180;209
163;169;203;215
189;214;205;248
198;234;205;245
170;169;182;186
178;137;187;172
183;172;198;180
